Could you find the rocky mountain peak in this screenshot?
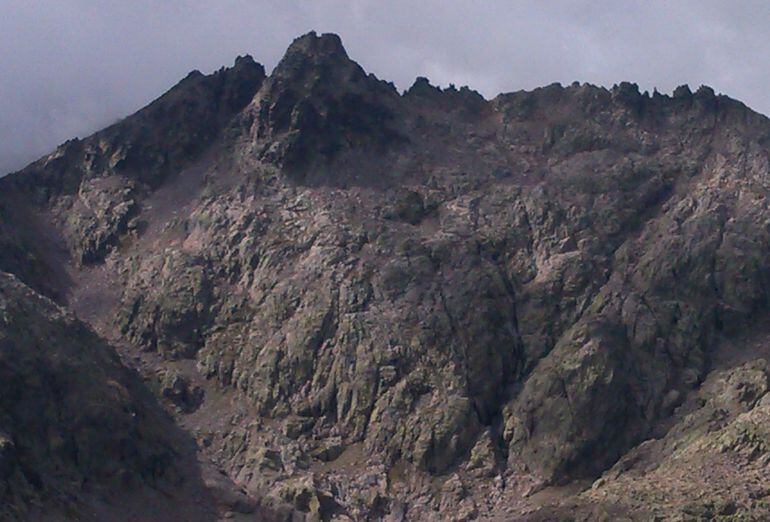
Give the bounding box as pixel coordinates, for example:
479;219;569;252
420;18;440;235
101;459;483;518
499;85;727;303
281;31;351;64
4;32;770;520
263;31;368;94
247;32;403;179
405;76;441;96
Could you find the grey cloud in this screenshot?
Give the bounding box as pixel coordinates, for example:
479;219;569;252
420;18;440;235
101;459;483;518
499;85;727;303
2;0;770;174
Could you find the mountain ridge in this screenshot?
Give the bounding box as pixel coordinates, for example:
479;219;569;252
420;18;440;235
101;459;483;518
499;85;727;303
8;30;765;180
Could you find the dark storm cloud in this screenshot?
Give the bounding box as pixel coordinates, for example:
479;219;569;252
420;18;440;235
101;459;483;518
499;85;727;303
2;0;770;174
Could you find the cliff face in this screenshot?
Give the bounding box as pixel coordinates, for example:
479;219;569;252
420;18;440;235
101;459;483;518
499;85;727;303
3;31;770;520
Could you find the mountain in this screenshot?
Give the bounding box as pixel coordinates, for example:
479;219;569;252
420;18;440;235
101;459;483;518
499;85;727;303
2;31;770;520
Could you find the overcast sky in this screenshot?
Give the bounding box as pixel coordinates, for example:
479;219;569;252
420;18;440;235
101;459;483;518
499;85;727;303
2;1;769;174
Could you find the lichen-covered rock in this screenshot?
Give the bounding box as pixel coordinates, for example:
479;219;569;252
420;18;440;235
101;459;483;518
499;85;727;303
61;175;138;263
118;251;213;358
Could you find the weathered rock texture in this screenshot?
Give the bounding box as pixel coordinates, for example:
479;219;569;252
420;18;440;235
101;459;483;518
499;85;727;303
3;32;770;519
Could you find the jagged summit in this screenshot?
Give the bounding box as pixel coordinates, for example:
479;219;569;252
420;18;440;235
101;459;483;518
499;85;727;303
246;32;403;178
282;31;350;61
6;32;765;192
266;31;365;88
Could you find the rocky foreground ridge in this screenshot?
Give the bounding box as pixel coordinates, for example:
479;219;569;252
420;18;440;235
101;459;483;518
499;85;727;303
3;32;770;520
